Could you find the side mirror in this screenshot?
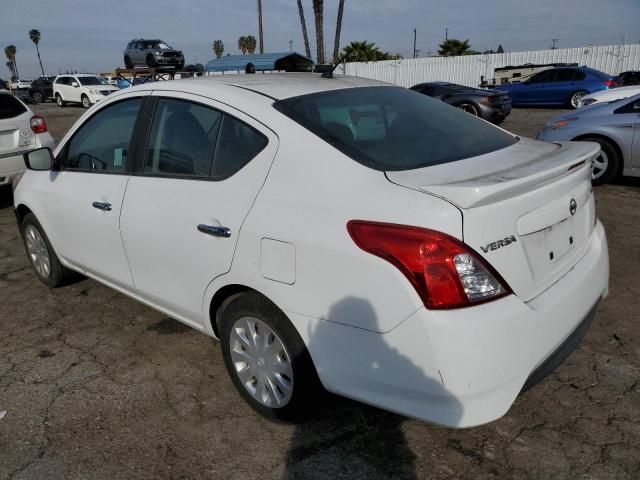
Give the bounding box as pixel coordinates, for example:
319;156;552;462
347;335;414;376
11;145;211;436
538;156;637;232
24;147;53;171
71;82;79;88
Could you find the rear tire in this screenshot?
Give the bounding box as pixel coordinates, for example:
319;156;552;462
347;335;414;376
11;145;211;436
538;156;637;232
32;91;44;103
124;55;133;69
21;213;76;288
220;292;322;422
55;93;65;108
580;137;620;186
81;94;91;109
569;90;588;109
456;102;479;116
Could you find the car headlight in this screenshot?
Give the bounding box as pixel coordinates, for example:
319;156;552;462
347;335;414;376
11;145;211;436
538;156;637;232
88;89;99;94
155;51;161;55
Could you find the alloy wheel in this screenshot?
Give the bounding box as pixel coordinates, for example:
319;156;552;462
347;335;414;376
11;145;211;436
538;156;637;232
571;91;586;108
591;150;609;181
24;225;51;279
82;96;91;108
457;103;478;116
229;316;294;408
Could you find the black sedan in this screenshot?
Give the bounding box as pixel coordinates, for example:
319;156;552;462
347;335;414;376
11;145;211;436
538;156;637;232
410;82;511;123
616;71;640;86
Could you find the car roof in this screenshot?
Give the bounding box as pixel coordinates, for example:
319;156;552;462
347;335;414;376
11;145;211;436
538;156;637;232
149;73;392;100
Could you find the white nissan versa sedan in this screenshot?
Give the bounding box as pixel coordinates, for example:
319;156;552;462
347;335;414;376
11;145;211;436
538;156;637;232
14;74;609;428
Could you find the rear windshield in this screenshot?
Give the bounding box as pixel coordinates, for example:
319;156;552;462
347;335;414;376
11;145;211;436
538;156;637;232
274;86;517;171
0;94;27;119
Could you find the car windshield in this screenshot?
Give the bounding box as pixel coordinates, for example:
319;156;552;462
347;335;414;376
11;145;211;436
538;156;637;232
144;41;171;49
274;86;517;171
78;76;106;86
0;94;27;119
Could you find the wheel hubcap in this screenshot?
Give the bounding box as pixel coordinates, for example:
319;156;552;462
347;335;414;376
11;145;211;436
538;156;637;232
83;97;90;107
458;104;477;115
24;225;51;279
229;317;294;408
591;150;609;180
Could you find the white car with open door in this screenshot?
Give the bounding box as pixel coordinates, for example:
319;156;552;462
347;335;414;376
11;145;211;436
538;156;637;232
13;74;609;428
0;91;54;186
53;74;119;109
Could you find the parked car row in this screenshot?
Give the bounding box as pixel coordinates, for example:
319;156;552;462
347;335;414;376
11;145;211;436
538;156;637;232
12;73;610;429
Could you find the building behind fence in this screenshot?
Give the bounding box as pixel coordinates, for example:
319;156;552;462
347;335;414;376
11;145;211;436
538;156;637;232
343;43;640;88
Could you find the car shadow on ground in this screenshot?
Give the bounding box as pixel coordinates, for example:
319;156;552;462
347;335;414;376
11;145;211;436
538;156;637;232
282;297;463;480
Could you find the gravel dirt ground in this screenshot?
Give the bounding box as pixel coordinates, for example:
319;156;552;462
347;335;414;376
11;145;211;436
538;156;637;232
0;101;638;480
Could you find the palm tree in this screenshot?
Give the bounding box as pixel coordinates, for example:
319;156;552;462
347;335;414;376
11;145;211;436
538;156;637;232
312;0;324;64
213;40;224;59
29;29;45;76
245;35;257;54
296;0;312;59
438;39;475;56
238;36;248;55
257;0;264;54
342;41;393;62
5;61;15;79
4;45;18;79
332;0;345;63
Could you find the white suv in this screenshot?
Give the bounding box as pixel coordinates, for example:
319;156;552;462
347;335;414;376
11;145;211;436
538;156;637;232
0;91;54;186
13;74;609;427
53;74;118;109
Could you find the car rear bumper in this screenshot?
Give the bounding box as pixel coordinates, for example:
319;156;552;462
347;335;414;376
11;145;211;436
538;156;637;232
0;151;28;184
291;220;608;427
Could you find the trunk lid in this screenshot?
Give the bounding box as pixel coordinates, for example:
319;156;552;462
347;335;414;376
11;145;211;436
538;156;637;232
0;111;34;155
386;138;600;301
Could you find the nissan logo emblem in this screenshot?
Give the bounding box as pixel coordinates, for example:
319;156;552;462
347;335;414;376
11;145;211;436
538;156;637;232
569;199;577;216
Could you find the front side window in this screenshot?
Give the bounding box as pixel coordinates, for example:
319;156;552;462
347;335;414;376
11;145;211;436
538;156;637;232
145;99;221;176
65;98;141;172
529;70;555;83
275;86;516;171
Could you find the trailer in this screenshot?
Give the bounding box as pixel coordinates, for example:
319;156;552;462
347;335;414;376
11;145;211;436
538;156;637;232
112;67;202;88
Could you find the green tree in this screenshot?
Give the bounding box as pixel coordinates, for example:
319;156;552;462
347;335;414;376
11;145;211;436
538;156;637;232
29;29;45;76
296;0;312;59
342;41;394;62
238;36;248;54
312;0;324;64
5;61;15;79
438;38;475;56
4;45;18;79
245;35;257;54
332;0;345;63
213;40;224;59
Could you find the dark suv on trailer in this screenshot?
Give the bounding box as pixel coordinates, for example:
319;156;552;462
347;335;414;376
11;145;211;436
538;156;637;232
29;76;55;103
123;39;185;70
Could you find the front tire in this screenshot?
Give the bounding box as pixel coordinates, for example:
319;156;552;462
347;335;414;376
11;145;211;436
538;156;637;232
32;91;44;103
81;94;91;109
21;213;75;288
146;54;157;68
580;137;620;186
124;55;133;69
569;90;588;109
55;93;65;108
220;292;322;422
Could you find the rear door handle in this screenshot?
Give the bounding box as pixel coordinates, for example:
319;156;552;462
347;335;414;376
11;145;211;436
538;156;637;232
92;201;112;211
197;224;231;238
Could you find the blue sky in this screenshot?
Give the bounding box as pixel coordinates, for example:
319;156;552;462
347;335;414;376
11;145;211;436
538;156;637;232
2;0;639;78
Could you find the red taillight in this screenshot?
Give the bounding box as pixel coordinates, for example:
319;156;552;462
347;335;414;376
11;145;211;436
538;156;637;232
603;79;617;88
30;115;47;134
347;221;511;309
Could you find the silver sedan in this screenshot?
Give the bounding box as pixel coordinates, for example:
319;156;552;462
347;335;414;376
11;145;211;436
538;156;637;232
537;93;640;185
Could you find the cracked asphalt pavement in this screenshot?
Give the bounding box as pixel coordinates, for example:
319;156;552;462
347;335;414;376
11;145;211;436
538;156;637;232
0;103;639;479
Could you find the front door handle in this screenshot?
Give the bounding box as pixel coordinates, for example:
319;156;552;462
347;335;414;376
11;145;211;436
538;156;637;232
197;224;231;238
92;201;112;211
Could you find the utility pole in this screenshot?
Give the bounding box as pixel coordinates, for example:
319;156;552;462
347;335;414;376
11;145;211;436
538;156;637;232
289;40;293;52
550;38;558;50
445;27;449;41
257;0;264;54
412;28;417;59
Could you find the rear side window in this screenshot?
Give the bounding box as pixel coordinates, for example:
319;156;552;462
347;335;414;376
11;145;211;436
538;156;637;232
144;98;268;179
66;98;141;172
275;86;517;171
0;94;27;119
573;71;586;81
213;115;268;177
556;70;577;82
145;98;221;176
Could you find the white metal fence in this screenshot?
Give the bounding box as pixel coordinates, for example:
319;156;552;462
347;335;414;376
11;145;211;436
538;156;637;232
343;44;640;88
